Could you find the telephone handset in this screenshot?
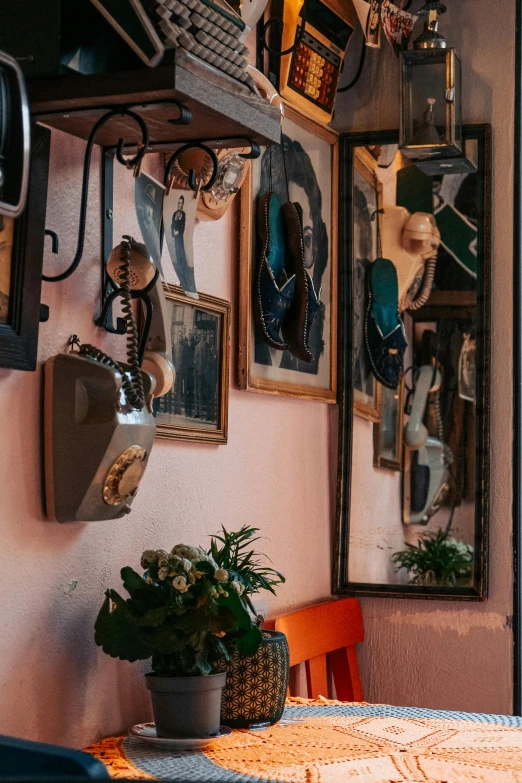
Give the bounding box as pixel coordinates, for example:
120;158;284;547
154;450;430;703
44;236;173;523
381;207;440;313
402;364;451;526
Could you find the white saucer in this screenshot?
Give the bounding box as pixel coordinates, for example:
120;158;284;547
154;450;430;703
129;723;233;751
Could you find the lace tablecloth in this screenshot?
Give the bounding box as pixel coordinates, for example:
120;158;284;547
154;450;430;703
85;697;522;782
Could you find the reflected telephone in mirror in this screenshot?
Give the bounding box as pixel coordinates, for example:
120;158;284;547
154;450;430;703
267;0;356;124
0;50;30;218
381;206;440;313
403;365;450;526
44;237;174;523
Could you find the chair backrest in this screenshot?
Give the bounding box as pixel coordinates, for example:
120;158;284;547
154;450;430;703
273;598;364;702
0;735;109;780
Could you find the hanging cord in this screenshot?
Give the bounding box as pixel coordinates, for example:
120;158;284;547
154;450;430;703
77;236;146;410
407;257;437;310
261;0;309;57
42;109;149;283
337;36;367;93
280;129;290;203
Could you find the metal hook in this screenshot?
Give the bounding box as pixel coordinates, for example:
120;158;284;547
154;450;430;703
42;107;150;283
44;229;59;254
166;100;193;126
164;142;220;193
238;141;261;160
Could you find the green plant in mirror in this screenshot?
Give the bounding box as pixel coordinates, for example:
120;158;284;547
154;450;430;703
94;541;264;677
392;529;473;587
210;525;285;614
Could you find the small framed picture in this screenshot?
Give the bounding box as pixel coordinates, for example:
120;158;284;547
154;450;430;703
152;284;230;444
238;103;338;403
352;147;382;421
373;380;404;471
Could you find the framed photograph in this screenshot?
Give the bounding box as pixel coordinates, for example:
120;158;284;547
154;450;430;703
352;147;382;421
238;103;338;403
152;284;230;444
373;380;404;471
1;124;50;370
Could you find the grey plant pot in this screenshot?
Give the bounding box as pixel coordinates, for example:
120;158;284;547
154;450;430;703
146;671;227;739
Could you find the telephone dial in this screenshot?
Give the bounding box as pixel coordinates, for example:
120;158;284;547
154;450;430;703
44;236;174;523
380;206;440;313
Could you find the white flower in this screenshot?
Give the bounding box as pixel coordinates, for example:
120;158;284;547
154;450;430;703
215;568;229;583
158;566;170;581
141;549;158;568
146;576;154;585
156;549;169;560
173;576;189;593
231;580;245;596
213;631;226;638
171;545;201;561
182;558;193;572
158;556;170;568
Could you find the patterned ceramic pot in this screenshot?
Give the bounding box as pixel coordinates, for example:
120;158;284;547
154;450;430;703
220;630;290;728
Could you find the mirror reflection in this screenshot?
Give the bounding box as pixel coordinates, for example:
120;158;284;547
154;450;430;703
338;128;489;598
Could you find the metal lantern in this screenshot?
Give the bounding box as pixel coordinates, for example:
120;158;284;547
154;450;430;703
400;2;462;162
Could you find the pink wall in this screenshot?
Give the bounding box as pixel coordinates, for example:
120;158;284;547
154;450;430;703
334;0;514;714
0;0;515;750
0;132;333;748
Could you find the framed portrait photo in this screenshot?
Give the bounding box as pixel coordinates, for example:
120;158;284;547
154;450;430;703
152;284;230;444
373;380;404;471
238;103;338;403
352;147;382;421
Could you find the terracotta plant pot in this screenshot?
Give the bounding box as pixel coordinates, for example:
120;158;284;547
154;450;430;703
220;630;290;728
146;671;227;738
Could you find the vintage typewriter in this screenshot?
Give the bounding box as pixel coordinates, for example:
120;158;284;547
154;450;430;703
90;0;258;93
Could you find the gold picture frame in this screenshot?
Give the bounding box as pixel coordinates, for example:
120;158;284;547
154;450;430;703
373;379;405;471
153;284;230;444
238;103;338;403
352;147;383;421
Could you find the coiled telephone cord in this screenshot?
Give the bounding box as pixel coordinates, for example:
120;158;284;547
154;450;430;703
408;257;437;311
79;236;145;410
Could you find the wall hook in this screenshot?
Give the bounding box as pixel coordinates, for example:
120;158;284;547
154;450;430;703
44;229;59;254
164;142;220;193
42;108;150;284
239;140;261;160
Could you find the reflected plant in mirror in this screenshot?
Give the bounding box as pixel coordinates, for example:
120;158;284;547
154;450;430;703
335;126;490;600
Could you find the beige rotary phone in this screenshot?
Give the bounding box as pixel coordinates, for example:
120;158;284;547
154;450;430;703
381;207;440;312
44;237;174;523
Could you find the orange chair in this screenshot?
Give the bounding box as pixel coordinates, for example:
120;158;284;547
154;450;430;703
268;598;364;702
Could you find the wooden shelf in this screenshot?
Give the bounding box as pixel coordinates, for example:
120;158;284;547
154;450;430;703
28;51;281;150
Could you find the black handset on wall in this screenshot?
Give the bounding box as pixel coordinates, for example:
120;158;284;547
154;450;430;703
44;237;173;523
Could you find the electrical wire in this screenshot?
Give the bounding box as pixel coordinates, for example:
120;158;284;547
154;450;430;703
337;35;367;93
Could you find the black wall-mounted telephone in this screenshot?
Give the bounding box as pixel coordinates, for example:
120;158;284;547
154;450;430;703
44;237;173;523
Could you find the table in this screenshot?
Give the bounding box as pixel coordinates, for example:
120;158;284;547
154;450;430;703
85;697;522;782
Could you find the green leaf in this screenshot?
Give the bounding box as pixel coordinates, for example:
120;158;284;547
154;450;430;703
150;624;189;654
140;606;169;627
121;566;147;594
94;590;153;662
217;590;253;631
235;626;263;657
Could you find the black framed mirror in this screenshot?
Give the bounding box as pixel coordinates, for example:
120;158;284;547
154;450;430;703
334;125;491;600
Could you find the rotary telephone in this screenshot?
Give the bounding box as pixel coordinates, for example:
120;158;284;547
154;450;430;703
402;364;451;526
380;206;440;313
44;236;174;523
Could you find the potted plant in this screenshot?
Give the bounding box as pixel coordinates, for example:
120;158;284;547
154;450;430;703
94;541;263;739
392;528;474;587
210;526;289;728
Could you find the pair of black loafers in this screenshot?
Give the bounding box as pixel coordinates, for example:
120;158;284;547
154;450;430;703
254;192;320;362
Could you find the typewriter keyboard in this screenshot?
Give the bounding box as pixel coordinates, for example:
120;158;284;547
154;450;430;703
145;0;255;90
